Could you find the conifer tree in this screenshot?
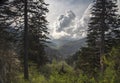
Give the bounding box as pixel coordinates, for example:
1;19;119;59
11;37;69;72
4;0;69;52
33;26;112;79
0;0;49;67
27;0;49;67
0;1;20;82
0;0;49;79
76;0;120;76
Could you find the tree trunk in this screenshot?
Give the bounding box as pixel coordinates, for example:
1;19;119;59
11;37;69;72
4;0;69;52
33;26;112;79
24;0;29;80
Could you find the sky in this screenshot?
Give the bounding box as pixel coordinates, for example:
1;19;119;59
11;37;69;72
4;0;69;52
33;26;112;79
45;0;120;41
45;0;91;23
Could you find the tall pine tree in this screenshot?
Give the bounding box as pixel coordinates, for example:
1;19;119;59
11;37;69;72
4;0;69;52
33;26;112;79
5;0;49;68
27;0;49;67
76;0;120;77
0;0;49;80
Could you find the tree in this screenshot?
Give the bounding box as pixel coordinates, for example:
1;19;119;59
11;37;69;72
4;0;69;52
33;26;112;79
76;0;120;77
1;0;49;66
0;0;49;80
0;0;8;4
87;0;119;72
76;47;100;78
0;1;20;82
0;50;20;83
27;0;49;67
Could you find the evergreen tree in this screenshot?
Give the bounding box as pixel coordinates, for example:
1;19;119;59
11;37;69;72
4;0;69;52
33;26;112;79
0;0;49;80
11;0;49;67
87;0;119;71
0;1;20;82
27;0;49;66
0;0;49;68
76;0;120;77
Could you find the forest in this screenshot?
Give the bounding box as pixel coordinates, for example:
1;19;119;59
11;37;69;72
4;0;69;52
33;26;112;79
0;0;120;83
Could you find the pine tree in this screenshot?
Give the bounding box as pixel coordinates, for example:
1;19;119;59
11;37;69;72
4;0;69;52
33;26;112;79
0;0;8;4
27;0;49;67
76;0;120;77
9;0;49;67
0;0;49;80
0;1;20;82
87;0;119;72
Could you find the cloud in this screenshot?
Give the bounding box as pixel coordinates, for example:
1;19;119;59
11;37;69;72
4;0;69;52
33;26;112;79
118;0;120;13
56;10;75;32
45;0;91;24
49;4;92;40
47;0;91;4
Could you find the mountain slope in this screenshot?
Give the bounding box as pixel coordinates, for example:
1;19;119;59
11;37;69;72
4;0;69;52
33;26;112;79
45;38;86;58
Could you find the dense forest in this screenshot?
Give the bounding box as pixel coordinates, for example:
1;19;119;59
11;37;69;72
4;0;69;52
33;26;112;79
0;0;120;83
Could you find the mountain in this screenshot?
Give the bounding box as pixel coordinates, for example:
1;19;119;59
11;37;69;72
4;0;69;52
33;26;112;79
45;38;86;59
57;38;86;57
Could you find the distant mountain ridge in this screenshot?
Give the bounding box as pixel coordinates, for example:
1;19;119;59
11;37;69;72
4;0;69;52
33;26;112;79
45;38;86;58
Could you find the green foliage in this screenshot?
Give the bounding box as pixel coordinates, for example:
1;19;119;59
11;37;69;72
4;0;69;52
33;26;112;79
17;74;47;83
75;47;100;78
98;63;116;83
16;66;47;83
15;61;97;83
95;47;120;83
40;60;74;78
12;50;120;83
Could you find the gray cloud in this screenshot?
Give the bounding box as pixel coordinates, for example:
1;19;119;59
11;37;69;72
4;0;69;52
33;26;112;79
56;10;75;32
45;0;90;24
49;4;92;40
